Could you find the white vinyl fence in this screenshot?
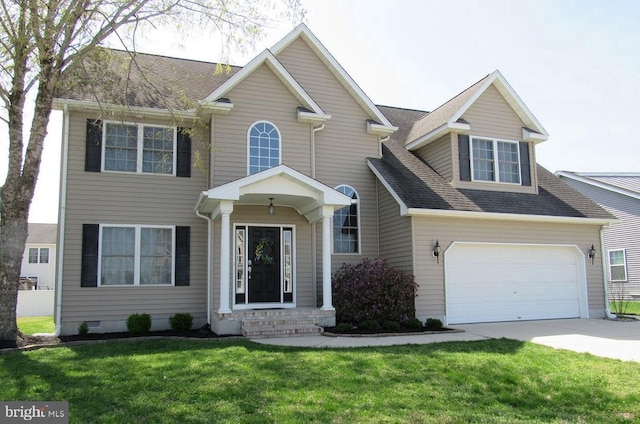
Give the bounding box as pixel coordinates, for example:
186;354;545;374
17;290;54;317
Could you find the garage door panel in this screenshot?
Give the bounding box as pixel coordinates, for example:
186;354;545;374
446;243;584;324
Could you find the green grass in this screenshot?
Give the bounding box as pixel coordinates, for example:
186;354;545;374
610;300;640;316
1;339;639;423
17;316;54;335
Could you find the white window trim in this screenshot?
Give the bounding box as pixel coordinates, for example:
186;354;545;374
332;185;361;255
246;120;282;175
470;136;521;185
102;121;177;176
233;224;297;306
28;247;50;264
97;224;176;287
608;249;628;282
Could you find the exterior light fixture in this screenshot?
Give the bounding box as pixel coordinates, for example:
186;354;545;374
433;240;441;263
268;198;274;215
588;244;596;265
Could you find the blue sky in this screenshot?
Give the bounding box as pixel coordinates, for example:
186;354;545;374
2;0;639;223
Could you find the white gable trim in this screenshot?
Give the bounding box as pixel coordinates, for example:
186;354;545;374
201;49;328;118
196;164;352;223
556;171;640;201
367;160;409;215
405;121;471;151
451;70;549;140
271;23;396;133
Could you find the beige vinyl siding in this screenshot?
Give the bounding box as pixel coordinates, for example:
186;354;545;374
378;182;413;273
452;84;537;194
277;37;381;272
412;216;606;320
416;133;453;182
212;63;312;186
59;111;209;335
210;206;314;309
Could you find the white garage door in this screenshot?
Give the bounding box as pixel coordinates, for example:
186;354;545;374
445;243;587;325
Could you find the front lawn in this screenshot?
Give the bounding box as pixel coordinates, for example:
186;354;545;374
610;300;640;316
1;339;639;423
17;316;54;335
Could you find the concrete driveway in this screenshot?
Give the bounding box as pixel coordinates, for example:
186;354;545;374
255;318;640;362
456;318;640;362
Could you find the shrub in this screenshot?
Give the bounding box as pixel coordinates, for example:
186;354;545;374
359;320;382;332
78;321;88;336
425;318;443;330
332;258;418;325
383;320;401;331
335;323;354;332
169;313;193;331
126;313;152;334
403;318;423;329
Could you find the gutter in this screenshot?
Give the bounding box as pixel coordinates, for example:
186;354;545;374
54;104;70;336
599;225;616;319
195;210;212;326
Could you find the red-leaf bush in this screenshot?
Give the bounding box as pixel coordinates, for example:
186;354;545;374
332;258;418;324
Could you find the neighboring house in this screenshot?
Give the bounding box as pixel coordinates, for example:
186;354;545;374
20;223;57;290
556;172;640;300
52;24;615;336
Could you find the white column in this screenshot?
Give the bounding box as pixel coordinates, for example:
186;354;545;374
321;207;334;310
218;201;234;313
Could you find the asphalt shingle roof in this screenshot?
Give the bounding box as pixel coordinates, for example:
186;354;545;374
55;49;241;110
371;105;615;220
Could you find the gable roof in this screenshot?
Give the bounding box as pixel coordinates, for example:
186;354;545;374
556;172;640;201
404;70;549;150
271;23;396;134
54;49;241;113
201;49;330;121
27;223;57;245
368;106;614;224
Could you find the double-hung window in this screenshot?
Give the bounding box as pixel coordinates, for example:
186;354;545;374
103;122;176;175
471;137;520;184
608;249;628;282
99;225;174;286
28;247;49;264
333;185;360;254
248;121;281;175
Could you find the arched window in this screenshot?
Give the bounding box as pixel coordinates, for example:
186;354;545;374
248;121;281;175
333;185;359;254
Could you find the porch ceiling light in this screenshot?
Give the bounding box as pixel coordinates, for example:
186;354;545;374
268;198;275;215
588;244;596;265
433;240;441;264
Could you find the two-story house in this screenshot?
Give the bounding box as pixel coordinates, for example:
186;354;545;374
52;24;615;336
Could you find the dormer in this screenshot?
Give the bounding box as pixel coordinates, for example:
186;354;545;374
405;70;548;194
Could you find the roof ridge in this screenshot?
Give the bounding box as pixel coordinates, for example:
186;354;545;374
104;47;244;69
376;104;430;114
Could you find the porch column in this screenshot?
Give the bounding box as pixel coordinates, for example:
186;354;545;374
321;206;334;310
218;200;234;313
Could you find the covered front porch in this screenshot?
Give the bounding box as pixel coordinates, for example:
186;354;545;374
195;165;352;335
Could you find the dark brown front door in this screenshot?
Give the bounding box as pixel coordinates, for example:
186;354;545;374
248;227;281;303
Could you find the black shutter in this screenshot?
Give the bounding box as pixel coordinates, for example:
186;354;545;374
85;120;102;172
458;134;471;181
176;128;191;178
520;142;531;186
81;224;99;287
175;226;190;286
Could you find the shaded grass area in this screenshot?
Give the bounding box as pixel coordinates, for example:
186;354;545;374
611;301;640;316
1;338;639;423
17;316;54;335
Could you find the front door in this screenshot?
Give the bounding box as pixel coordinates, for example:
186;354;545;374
248;227;281;303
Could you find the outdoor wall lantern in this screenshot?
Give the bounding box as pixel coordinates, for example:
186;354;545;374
268;198;275;215
588;244;596;265
433;240;441;263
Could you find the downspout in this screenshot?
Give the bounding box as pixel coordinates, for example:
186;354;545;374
375;135;389;258
195;210;212;326
600;225;616;319
54;104;70;336
311;123;324;304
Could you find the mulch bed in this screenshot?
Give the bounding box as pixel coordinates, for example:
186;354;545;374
323;326;460;337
